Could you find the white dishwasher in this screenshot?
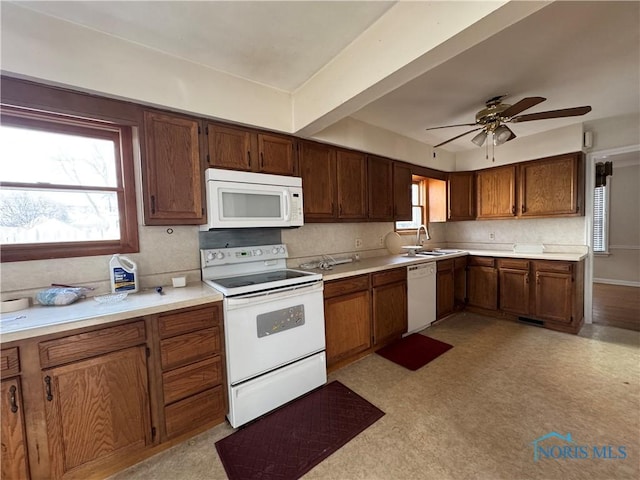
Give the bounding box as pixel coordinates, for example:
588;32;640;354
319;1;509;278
406;262;437;335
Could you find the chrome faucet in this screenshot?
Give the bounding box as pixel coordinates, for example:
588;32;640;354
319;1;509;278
416;224;430;246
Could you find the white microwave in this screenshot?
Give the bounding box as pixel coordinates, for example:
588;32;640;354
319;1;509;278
201;168;304;230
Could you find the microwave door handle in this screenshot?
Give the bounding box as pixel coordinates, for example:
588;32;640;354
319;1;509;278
283;190;291;221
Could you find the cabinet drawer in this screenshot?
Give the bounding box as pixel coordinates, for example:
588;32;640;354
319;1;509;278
1;347;20;377
324;275;369;299
498;258;530;270
372;268;406;287
468;256;495;267
39;321;146;368
162;355;223;405
159;304;221;339
437;259;454;272
160;327;221;371
164;386;226;438
534;261;573;273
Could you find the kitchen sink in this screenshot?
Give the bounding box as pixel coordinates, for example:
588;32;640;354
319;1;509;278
415;251;447;256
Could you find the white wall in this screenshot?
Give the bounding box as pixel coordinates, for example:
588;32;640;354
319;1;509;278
584;114;640;152
593;160;640;285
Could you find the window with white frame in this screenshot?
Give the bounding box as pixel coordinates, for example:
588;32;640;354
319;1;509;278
396;180;425;230
593;183;609;253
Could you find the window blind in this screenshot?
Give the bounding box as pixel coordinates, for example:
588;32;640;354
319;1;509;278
593;185;607;252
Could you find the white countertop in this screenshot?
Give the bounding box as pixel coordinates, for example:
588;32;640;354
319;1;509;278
0;283;223;343
319;249;587;281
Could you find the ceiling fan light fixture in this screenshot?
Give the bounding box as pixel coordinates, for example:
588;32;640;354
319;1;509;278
471;130;488;146
494;125;514;145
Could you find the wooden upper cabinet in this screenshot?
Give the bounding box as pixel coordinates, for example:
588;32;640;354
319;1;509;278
476;165;516;219
519;152;583;217
368;155;394;221
298;140;337;220
257;133;296;176
393;162;413;221
206;123;252;171
336;149;367;220
142;111;205;225
448;171;476;221
206;123;296;175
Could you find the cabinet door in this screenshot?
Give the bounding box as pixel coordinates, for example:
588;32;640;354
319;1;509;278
436;261;455;319
143;111;205;224
206;123;253;171
1;378;30;480
324;290;371;367
43;346;152;478
373;281;407;345
298;141;337;220
499;268;530;315
368;155;394;221
519;153;581;217
257;133;295;176
393;162;413;221
476;165;516;218
336;149;367;219
467;266;498;310
448;171;475;221
535;270;573;323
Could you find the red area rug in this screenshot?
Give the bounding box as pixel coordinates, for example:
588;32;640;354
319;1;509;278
215;381;384;480
376;333;453;370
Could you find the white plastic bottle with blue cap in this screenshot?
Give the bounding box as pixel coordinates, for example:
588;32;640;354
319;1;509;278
109;254;139;293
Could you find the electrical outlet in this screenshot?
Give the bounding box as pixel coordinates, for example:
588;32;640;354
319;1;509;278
355;238;363;249
489;232;495;240
378;236;384;247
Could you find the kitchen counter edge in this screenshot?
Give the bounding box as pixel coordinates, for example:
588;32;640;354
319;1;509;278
0;283;223;343
320;250;587;282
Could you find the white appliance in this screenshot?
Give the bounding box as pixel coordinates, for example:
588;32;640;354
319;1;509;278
406;262;437;335
201;168;303;230
201;244;326;428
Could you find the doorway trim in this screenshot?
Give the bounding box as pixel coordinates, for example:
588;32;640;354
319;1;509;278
584;143;640;323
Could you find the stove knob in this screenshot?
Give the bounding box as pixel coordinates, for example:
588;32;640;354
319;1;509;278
215;252;225;260
206;252;215;261
272;247;279;255
278;246;286;254
254;249;263;256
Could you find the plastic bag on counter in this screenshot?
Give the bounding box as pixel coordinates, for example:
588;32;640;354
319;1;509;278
35;287;86;306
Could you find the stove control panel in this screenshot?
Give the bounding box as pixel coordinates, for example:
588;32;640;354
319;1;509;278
201;244;288;267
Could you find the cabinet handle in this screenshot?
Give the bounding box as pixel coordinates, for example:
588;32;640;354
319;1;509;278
247;151;251;168
525;273;529;284
511;205;516;215
260;152;264;168
339;204;343;215
44;375;53;401
535;272;540;285
150;195;156;214
522;204;527;214
9;385;18;413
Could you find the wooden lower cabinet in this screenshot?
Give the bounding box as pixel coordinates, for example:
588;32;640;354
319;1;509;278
1;377;30;480
43;346;152;479
467;257;498;310
436;260;455;319
498;259;530;316
372;268;407;345
324;277;371;368
533;260;583;327
1;301;227;480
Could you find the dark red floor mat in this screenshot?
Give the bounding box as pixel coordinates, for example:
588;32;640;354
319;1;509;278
215;380;384;480
376;333;453;370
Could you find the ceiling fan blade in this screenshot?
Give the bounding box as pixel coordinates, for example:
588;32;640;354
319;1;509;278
511;106;592;123
433;127;483;148
500;96;546;119
425;123;477;131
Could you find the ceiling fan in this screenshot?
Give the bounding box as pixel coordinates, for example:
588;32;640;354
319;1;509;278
427;95;592;148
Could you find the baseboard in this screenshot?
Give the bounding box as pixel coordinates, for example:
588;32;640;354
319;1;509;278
593;278;640;287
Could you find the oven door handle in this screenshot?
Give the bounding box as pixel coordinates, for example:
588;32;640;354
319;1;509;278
225;281;323;309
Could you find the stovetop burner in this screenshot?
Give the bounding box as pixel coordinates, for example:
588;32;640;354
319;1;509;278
213;270;312;289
